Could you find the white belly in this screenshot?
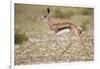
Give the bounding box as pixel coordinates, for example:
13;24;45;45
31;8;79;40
56;29;70;36
56;29;71;41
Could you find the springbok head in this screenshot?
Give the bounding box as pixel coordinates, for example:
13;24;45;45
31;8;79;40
41;8;50;20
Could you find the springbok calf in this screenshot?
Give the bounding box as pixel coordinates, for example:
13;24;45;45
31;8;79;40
42;8;82;38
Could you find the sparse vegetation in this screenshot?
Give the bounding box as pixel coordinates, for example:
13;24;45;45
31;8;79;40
15;31;28;44
54;8;93;18
54;8;74;18
54;9;66;18
80;8;94;15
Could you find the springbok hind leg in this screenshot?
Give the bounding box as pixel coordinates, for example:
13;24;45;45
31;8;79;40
55;35;73;62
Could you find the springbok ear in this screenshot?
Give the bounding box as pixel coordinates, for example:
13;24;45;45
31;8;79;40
47;8;50;14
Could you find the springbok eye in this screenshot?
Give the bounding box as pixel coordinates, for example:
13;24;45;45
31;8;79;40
40;15;47;20
43;15;46;18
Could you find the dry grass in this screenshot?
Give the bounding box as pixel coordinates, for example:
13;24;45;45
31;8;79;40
15;30;94;65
